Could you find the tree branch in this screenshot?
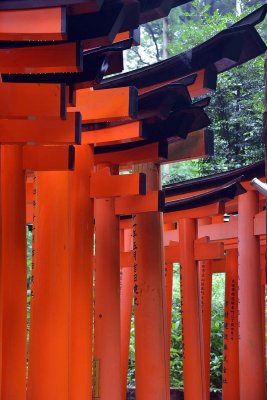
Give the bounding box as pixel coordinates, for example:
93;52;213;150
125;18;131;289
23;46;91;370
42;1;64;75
144;23;161;62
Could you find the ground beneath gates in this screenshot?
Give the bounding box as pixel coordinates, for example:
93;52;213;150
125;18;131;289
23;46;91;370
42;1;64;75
127;388;222;399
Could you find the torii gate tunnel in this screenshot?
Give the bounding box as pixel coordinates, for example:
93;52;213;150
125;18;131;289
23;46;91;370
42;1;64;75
0;1;266;399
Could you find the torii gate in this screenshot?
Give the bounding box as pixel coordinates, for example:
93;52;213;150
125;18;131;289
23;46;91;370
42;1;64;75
0;2;265;400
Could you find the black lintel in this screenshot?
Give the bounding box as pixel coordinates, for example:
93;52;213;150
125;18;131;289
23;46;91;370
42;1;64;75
164;160;265;197
164;176;246;213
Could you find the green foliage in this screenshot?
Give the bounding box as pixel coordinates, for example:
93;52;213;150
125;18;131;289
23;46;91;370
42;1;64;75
126;0;267;184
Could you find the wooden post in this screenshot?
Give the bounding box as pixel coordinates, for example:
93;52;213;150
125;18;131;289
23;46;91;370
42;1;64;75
94;164;122;400
120;266;134;400
198;217;212;400
222;249;240;400
27;145;94;399
179;218;206;400
0;145;27;399
133;163;170;400
238;191;266;400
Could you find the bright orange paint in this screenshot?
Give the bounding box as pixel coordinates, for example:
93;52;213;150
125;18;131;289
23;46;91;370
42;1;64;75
27;145;94;400
133;163;170;400
94;164;122;400
222;249;240;400
0;145;27;400
238;191;266;400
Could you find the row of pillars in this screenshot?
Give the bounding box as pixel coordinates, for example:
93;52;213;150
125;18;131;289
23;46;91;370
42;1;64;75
0;144;265;399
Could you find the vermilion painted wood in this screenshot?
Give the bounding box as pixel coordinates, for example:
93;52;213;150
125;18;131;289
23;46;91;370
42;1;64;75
28;145;94;400
222;249;240;400
82;121;142;145
194;237;224;260
164;242;180;264
114;28;140;46
210;259;226;273
90;170;145;198
0;83;66;119
133;163;170;400
260;253;266;382
198;260;212;400
120;252;133;269
238;191;266;400
0;145;26;400
179;218;206;400
94;142;168;166
0;42;82;73
69;87;137;123
94;164;122;399
198;217;212;400
120;265;134;400
254;210;266;235
23;145;75;171
115;191;163;215
0;113;81;144
163;202;224;222
198;217;237;241
0;7;66;40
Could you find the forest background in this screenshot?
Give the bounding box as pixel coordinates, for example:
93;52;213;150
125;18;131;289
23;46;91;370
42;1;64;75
123;0;267;392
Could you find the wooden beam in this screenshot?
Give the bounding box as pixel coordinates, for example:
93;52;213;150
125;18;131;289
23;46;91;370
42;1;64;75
194;237;224;260
94;141;168;165
198;217;238;241
0;42;82;73
114;28;140;46
82;121;143;145
0;7;67;40
161;129;214;164
23;145;75;171
165;242;180;263
211;259;226;273
0;0;102;12
69;87;137;123
115;191;164;215
254;210;266;236
138;69;217;98
90;170;146;198
0;83;67;119
0;113;81;144
164;202;224;222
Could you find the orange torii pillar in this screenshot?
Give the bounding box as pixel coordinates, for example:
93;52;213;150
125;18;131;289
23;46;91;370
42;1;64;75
27;145;94;400
198;217;212;400
0;145;27;399
120;226;134;400
179;218;206;400
238;191;266;400
222;249;240;400
133;163;169;400
120;265;134;400
260;251;266;372
94;164;122;400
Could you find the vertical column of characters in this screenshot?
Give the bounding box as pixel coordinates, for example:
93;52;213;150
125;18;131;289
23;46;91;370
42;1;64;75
222;249;240;399
134;163;170;400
